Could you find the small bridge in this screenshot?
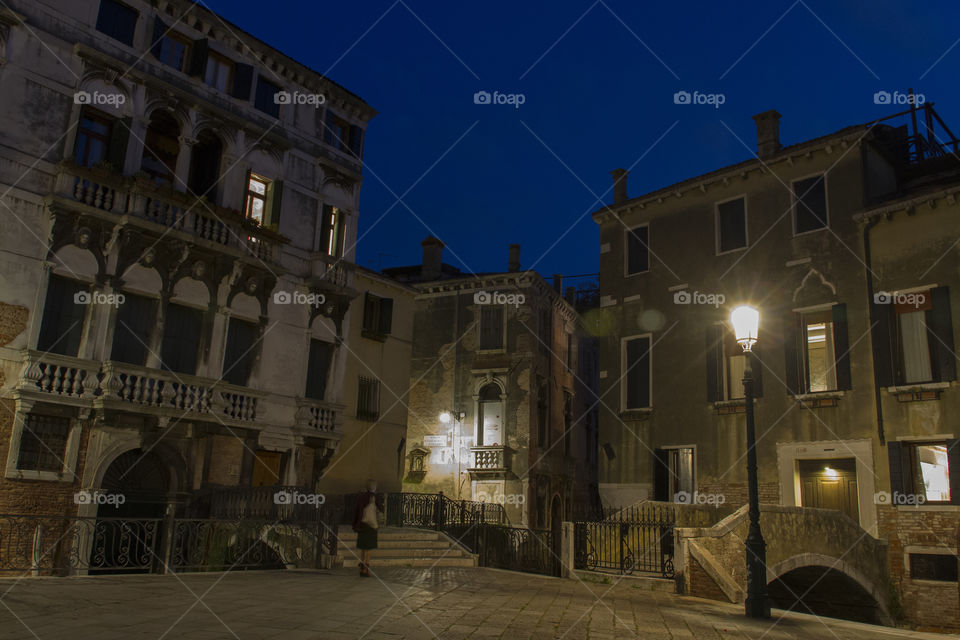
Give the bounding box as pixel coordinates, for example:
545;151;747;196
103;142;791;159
675;504;891;625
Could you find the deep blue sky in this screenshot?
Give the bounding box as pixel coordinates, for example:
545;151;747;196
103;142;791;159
205;0;960;283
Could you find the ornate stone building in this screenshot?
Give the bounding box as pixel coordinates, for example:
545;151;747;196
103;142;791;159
386;239;599;527
0;0;375;520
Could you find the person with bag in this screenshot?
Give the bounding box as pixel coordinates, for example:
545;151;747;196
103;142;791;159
351;478;383;577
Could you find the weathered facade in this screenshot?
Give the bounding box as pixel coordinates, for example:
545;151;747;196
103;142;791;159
387;240;599;527
0;0;375;521
318;267;416;496
594;105;960;630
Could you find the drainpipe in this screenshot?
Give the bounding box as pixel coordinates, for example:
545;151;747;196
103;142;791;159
863;216;885;445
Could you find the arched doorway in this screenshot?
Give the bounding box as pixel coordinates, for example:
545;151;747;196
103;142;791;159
767;565;882;624
91;449;169;574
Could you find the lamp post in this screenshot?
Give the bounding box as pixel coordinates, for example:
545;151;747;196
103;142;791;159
729;305;770;619
439;410;465;498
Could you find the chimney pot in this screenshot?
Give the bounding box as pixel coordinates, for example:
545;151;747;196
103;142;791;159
508;244;521;272
752;110;782;158
421;236;444;281
611;168;629;205
553;274;563;293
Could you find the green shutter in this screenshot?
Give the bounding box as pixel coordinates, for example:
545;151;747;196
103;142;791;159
705;325;722;402
107;116;131;173
832;303;852;390
783;313;802;395
188;38;209;77
268;179;283;228
379;297;393;335
928;287;956;382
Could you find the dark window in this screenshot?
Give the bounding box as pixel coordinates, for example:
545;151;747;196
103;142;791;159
140;111;180;187
204;53;233;92
479;306;504;350
624;336;651;409
223;318;259;386
566;334;575;370
362;293;393;338
305;339;335;400
188;131;223;200
74;111;113;167
323;110;348;149
537;376;548;447
254;77;281;118
37;275;87;357
717;197;747;252
154;31;190;71
17;414;71;472
910;554;958;581
160;303;203;375
794;175;828;233
96;0;138;46
538;306;551;355
626;225;649;275
110;292;156;365
356;377;380;421
563;391;573;455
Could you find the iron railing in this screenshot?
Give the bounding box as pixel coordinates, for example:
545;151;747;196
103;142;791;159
385;492;506;529
574;504;675;578
448;523;559;576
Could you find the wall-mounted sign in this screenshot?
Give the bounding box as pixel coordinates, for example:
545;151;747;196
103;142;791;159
423;435;447;447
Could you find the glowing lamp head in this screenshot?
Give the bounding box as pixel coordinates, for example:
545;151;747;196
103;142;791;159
439;411;452;424
730;305;760;352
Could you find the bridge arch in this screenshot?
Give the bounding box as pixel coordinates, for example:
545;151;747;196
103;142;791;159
767;553;892;626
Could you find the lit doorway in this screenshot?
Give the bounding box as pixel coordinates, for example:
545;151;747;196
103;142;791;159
798;458;859;523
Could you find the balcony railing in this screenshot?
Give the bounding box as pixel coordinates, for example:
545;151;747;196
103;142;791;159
21;352;99;400
54;163;285;263
295;398;340;433
469;446;508;472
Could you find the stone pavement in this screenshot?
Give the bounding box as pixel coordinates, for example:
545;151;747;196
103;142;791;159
0;567;953;639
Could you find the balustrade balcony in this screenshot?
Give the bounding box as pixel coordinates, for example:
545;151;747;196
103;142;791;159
468;446;509;474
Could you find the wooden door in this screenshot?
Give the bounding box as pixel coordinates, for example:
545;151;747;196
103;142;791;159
799;458;859;523
252;450;283;487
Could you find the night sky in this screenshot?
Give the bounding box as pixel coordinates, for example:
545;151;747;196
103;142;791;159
204;0;960;285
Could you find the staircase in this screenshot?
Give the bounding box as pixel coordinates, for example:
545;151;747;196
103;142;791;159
336;527;477;567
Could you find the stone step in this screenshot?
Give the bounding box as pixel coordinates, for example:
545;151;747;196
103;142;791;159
356;556;476;567
337;529;440;542
357;547;470;559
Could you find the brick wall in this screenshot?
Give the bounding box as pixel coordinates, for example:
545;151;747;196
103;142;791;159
688;556;729;602
877;504;960;631
0;301;29;347
205;435;244;486
696;482;779;507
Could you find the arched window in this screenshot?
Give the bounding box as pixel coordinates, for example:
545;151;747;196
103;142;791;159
477;383;503;446
141;111;180;186
188;130;223;201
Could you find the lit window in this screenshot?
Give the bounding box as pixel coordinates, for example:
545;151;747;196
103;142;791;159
804;313;837;392
319;204;342;257
244;174;269;225
898;306;933;384
916;443;951;502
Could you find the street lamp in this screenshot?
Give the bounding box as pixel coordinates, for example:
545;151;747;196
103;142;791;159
439;410;466;498
729;305;770;619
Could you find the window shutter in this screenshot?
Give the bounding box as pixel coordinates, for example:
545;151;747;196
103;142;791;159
751;345;764;398
107;116;131;172
362;293;375;332
37;276;87;357
653;449;669;502
150;16;166;59
887;442;906;497
188;38;209;77
948;440;960;505
305;339;334;400
783;314;802;395
223;318;259;386
232;63;253;100
378;297;393;335
832;303;852;390
871;300;896;387
626;337;650;408
268;179;283;227
705;325;722;402
927;286;956;382
160;303;202;375
111;293;156;365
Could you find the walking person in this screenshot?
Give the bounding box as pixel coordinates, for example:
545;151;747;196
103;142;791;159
352;479;383;577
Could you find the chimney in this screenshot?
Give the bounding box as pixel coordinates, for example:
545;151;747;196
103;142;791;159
752;110;782;158
508;244;521;272
421;236;444;281
553;274;563;293
565;286;576;305
611;168;629;205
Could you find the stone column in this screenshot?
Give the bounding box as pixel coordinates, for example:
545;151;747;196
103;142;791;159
174;136;196;193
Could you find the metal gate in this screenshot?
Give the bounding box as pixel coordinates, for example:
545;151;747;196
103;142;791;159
574;504;675;578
